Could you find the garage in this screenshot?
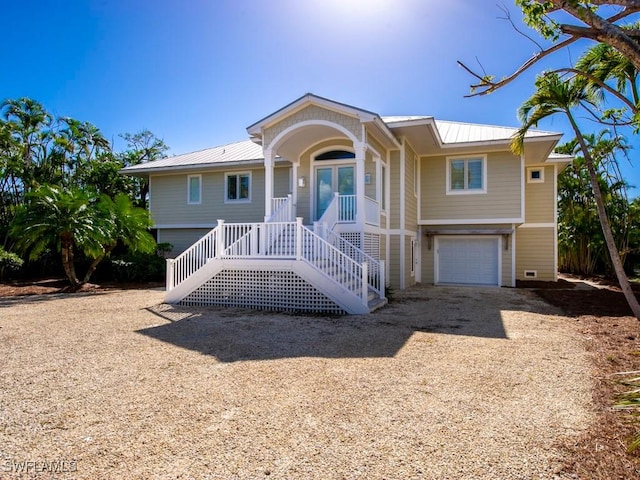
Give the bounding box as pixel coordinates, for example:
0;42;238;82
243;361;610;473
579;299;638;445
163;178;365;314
436;236;500;286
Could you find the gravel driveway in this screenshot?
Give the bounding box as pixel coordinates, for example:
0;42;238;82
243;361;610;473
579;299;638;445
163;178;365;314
1;285;591;479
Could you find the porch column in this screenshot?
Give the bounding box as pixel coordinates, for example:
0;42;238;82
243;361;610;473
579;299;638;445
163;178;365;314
264;147;274;220
355;142;366;226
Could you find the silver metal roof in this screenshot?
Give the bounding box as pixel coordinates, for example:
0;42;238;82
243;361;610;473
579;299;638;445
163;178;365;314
434;120;556;143
121;140;264;173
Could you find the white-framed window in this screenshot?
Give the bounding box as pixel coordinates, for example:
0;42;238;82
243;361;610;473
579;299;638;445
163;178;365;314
446;155;487;194
225;172;251;202
527;167;545;183
187;174;201;204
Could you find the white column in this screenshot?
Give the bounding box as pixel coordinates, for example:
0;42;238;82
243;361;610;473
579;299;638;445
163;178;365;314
355;142;366;227
264;147;274;219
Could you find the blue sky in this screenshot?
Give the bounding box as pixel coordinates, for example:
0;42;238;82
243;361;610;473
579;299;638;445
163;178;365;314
2;0;639;194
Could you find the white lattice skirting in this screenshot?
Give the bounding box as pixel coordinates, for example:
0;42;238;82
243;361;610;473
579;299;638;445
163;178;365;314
180;269;347;314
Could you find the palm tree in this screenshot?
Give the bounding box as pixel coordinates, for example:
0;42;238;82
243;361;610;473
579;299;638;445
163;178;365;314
513;72;640;319
82;193;156;283
10;185;107;286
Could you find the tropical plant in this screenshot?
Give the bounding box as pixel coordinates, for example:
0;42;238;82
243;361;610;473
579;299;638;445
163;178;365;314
10;186;107;286
513;72;640;319
0;246;23;280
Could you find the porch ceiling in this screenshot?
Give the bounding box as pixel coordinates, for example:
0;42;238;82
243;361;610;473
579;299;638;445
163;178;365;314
273;124;354;160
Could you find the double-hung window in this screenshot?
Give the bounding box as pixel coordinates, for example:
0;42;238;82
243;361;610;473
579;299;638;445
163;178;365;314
225;172;251;202
187;175;201;204
446;155;486;194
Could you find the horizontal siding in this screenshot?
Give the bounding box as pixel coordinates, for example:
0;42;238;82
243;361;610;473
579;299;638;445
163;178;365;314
388;235;401;289
420;151;521;221
405;143;418;231
273;166;291;198
158;228;211;256
389;150;401;230
516;227;556;281
365;151;377;200
405;235;417;288
150;169;266;226
525;165;555;223
502;244;513;287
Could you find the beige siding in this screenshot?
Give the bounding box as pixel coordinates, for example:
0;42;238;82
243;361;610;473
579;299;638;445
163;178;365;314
501;244;513;287
420;151;521;221
389;151;401;230
263;105;362;147
525;165;555;223
388;235;401;289
365;151;377;200
516;227;556;281
150;168;266;226
405;143;418;232
421;238;435;284
273;166;291;198
366;131;387;158
158;228;211;256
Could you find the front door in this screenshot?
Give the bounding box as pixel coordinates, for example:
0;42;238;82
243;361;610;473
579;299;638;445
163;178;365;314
315;165;355;220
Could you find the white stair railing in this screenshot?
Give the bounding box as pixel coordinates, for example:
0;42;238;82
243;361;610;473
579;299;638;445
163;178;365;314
166;222;222;291
323;229;384;297
267;194;294;222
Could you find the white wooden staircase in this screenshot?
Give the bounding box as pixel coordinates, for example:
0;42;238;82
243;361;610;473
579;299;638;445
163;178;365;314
164;198;386;314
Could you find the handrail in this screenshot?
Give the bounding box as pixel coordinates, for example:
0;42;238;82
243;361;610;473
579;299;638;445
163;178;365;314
364;196;380;226
166;219;376;307
268;194;293;222
324;229;384;296
166;223;221;290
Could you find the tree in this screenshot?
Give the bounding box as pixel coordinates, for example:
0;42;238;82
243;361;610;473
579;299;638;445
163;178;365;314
120;130;169;209
459;1;640;98
10;185;156;286
513;72;640;318
10;186;108;286
557;131;632;275
82;193;156;283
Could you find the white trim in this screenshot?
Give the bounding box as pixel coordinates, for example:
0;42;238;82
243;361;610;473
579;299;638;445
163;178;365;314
399;138;406;289
224;171;252;203
267;119;360;152
155;224;217;229
553;164;558;281
511;225;516;287
520;154;525;222
187;174;202;205
420;218;523;225
445;154;487;195
434;235;502;286
518;223;555;228
527;167;545;183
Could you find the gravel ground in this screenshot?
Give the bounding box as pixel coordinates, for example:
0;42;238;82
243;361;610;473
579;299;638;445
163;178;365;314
0;286;592;479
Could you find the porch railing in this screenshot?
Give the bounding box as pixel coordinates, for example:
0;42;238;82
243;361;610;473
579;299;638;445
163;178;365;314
166;219;376;307
364;197;380;226
268;195;294;222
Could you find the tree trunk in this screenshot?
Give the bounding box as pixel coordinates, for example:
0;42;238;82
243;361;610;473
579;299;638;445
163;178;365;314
568;114;640;319
82;245;113;284
60;236;80;286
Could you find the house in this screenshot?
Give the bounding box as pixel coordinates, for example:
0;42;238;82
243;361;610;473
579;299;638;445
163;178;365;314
121;93;571;314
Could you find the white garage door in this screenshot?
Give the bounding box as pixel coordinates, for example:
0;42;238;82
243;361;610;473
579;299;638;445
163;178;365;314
436;237;499;286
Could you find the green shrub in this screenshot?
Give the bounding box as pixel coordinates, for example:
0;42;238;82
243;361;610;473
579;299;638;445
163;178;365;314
0;247;24;280
109;243;173;283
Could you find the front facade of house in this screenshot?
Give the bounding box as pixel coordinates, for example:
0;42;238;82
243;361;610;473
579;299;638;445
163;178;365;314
123;94;570;314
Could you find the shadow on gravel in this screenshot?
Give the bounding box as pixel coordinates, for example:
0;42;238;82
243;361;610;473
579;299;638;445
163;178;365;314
137;286;510;362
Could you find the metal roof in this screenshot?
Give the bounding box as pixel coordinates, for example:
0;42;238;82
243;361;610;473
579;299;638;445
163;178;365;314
381;116;559;144
121;140;265;173
434;120;556;143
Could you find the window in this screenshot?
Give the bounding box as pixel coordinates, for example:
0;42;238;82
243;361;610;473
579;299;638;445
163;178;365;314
527;167;544;183
225;172;251;202
446;155;486;194
187;175;201;204
315;150;355;160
